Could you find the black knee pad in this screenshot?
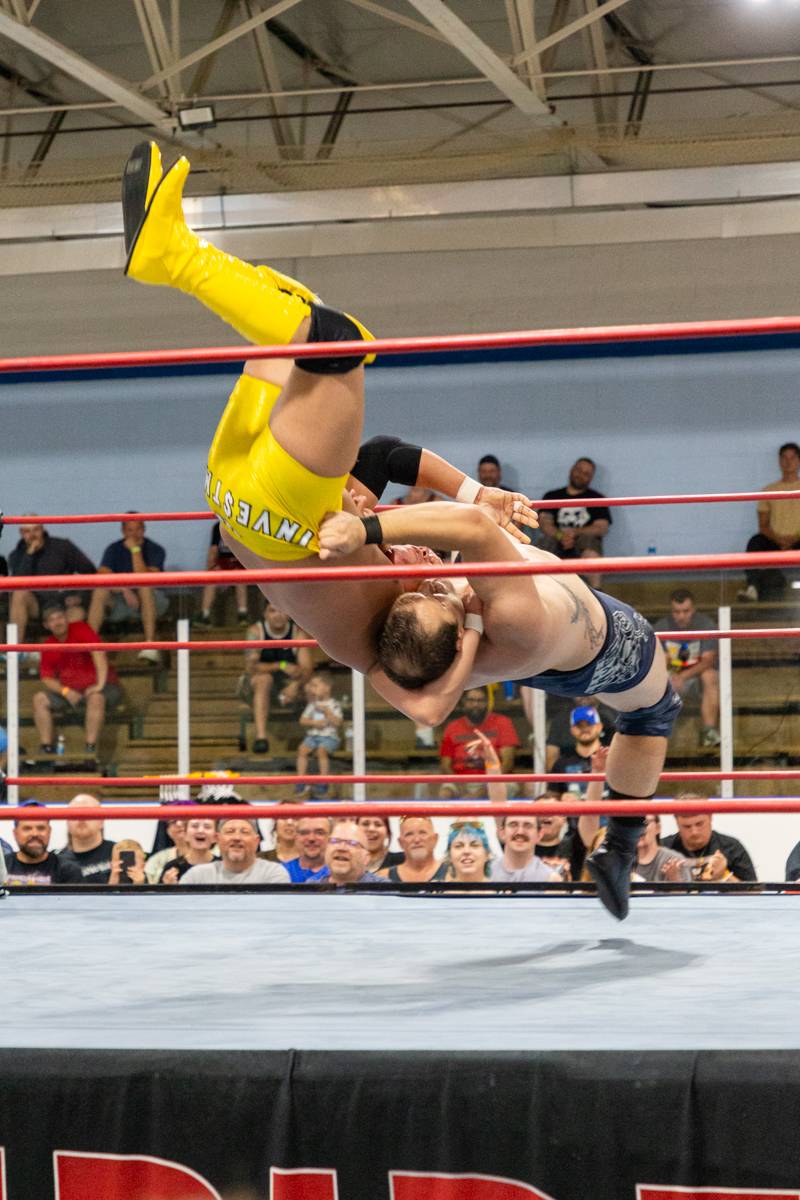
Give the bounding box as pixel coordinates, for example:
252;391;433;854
351;435;423;499
298;303;366;375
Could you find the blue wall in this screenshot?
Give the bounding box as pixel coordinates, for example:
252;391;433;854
1;343;797;570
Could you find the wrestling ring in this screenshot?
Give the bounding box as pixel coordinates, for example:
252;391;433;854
2;320;800;1200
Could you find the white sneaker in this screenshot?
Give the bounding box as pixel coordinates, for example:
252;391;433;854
137;648;162;665
736;584;758;602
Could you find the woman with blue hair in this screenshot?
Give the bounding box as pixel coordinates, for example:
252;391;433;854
445;821;493;884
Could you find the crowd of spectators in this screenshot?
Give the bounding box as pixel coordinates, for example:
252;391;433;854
3;776;798;887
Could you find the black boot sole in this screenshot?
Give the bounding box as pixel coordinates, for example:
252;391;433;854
122;141;173;275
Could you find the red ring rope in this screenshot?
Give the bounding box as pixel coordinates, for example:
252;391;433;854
0;550;798;592
5;490;800;524
7;770;800;787
0;628;796;654
0;639;316;653
2;314;800;373
3;798;800;821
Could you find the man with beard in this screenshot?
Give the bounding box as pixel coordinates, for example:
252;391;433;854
491;813;561;884
57;793;116;884
180;815;289;884
551;705;605;795
4;804;83;885
538;457;611;587
439;687;520;776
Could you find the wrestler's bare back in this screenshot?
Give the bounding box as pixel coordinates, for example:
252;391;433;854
464;540;668;714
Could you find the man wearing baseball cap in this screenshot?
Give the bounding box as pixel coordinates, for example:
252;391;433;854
551;704;605;796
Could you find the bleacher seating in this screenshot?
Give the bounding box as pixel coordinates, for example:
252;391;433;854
1;572;798;801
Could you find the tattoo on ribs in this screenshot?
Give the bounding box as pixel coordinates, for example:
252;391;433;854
555;580;605;650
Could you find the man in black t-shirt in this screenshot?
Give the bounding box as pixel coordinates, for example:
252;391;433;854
57;794;116;884
4;805;83;886
660;805;757;881
538;457;611;587
8;519;95;644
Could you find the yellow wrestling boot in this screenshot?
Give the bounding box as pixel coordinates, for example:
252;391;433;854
122;141;375;359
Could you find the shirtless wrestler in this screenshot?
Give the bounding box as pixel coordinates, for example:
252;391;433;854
122;142;535;724
319;501;681;920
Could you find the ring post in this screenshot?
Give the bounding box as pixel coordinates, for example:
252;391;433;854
176;617;191;800
5;623;18;805
351;668;366;803
718;605;734;799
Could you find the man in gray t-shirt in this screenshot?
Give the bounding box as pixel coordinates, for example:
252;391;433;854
635;815;690;884
181;816;289;884
653;587;720;749
489;813;562;885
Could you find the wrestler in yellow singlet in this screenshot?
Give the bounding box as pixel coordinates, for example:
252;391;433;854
204;372;350;561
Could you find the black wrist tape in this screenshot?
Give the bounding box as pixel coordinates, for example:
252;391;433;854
361;515;383;545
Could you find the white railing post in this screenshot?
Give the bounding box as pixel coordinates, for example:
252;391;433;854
352;672;367;801
176;617;191;800
5;622;19;806
351;668;366;803
532;688;547;793
718;605;734;799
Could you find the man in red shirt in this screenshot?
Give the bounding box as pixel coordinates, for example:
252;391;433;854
32;601;122;757
439;687;520;775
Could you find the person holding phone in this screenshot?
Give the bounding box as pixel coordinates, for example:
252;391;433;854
108;840;147;885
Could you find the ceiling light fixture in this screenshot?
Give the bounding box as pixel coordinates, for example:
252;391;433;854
177;104;216;131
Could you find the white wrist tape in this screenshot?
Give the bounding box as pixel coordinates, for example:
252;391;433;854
464;613;484;635
455;475;481;504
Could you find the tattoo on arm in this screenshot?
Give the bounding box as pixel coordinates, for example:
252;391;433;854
555;580;605;650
